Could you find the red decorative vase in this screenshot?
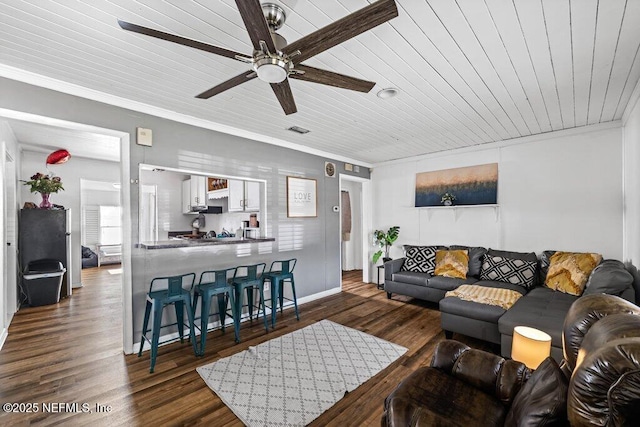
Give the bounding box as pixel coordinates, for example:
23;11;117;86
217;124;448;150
39;193;52;209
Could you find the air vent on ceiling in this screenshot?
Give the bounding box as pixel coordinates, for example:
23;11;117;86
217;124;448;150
287;126;310;134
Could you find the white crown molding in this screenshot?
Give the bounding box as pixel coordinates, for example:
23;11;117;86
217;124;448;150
373;121;623;168
0;64;373;168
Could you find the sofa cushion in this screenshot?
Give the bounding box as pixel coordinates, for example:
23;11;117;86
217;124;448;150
583;259;633;297
434;249;468;279
498;287;578;349
545;251;602;296
450;246;488;277
505;357;568;426
440;296;507;323
440;281;526;323
428;275;477;291
391;271;430;287
401;245;445;274
479;255;537;289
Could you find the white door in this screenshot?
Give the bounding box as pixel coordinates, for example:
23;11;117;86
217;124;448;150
3;150;16;321
1;142;6;333
228;179;244;212
182;179;191;213
190;175;206;207
244;181;260;211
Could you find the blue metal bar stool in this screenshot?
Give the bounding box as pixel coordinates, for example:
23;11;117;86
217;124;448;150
138;273;198;373
231;263;268;338
263;259;299;328
193;267;239;355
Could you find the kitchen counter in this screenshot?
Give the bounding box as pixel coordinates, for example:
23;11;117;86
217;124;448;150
139;237;275;250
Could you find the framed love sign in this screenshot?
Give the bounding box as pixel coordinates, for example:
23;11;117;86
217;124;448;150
287;176;317;218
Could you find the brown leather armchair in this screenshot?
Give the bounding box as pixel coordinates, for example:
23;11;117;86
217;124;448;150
382;294;640;427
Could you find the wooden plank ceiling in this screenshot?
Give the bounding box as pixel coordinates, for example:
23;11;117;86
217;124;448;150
0;0;638;164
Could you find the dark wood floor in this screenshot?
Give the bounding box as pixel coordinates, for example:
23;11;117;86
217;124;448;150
0;268;492;426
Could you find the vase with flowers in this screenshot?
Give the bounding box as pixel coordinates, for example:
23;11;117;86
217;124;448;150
23;173;64;209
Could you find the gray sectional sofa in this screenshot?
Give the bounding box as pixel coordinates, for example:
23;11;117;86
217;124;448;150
384;245;636;361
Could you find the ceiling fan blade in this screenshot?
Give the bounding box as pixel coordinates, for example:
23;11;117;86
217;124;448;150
234;0;276;52
290;64;375;93
195;70;257;99
283;0;398;64
270;80;297;115
117;20;252;62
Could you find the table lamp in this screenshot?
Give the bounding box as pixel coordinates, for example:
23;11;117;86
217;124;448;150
511;326;552;369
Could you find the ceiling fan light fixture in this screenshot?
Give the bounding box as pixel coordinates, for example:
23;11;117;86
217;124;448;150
256;63;288;83
377;87;399;99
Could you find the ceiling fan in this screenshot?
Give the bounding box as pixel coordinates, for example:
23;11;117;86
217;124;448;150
118;0;398;115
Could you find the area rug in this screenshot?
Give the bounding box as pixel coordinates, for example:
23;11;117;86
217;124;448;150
197;319;407;427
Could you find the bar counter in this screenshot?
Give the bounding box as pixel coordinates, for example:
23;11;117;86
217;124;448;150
139;237;275;250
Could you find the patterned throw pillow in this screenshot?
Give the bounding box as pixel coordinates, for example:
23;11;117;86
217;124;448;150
480;255;537;288
434;250;469;279
545;252;603;296
401;246;441;274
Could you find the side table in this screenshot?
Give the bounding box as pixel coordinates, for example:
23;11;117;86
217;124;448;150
376;265;385;290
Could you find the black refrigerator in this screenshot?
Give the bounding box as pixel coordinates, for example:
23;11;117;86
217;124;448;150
19;208;72;300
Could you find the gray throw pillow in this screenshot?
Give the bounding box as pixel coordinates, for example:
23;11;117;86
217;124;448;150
450;245;488;277
505;357;568;426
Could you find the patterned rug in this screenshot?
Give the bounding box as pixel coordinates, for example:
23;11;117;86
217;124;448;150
197;320;407;427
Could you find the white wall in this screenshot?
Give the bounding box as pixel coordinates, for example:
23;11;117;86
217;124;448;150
20;151;120;286
341;180;363;271
623;91;640;299
0;121;20;349
372;124;624;263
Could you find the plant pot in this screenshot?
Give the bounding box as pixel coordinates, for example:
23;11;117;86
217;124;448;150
382;257;392;263
39;192;52;209
443;200;452;206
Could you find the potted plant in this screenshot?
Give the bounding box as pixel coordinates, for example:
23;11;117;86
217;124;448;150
441;192;456;206
372;226;400;264
22;172;64;209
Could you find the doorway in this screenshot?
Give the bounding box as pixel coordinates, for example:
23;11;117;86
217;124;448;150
339;174;372;286
0;109;132;354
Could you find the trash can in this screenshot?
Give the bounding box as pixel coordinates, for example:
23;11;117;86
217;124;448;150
22;259;66;306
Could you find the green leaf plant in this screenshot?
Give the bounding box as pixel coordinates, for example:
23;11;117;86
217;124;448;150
372;226;400;264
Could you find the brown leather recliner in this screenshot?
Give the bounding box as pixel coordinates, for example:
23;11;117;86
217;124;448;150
382;294;640;426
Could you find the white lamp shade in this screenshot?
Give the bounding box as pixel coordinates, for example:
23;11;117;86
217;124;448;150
511;326;552;369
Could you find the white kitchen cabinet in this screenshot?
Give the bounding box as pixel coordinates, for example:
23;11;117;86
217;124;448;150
228;179;245;212
228;179;261;212
182;176;207;214
244;181;260;211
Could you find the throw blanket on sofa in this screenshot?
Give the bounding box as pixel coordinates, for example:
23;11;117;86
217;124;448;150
445;285;523;310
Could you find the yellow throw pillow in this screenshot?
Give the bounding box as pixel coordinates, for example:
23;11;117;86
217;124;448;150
545;252;603;296
434;250;469;279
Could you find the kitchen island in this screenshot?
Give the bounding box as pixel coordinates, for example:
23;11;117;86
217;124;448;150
139;237;275;250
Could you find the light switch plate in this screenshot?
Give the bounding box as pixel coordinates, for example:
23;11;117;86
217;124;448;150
137;127;153;146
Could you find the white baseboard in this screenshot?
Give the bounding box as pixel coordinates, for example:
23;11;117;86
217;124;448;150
134;286;342;354
0;328;8;351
